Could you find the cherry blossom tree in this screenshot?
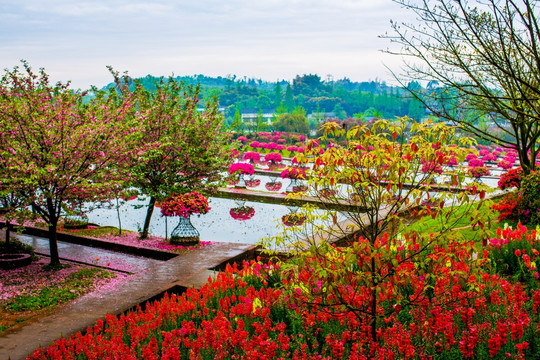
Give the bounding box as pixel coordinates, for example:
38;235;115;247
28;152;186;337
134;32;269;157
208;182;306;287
111;73;233;238
0;62;135;265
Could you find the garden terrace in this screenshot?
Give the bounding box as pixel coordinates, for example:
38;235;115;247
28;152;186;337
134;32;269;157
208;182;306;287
216;187;369;212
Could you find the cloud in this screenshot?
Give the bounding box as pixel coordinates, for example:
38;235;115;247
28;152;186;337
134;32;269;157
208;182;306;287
0;0;412;89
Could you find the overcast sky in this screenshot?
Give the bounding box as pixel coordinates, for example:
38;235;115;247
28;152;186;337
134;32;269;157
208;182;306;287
1;0;413;90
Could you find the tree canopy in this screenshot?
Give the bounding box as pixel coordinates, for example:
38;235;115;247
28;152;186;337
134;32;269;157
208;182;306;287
387;0;540;174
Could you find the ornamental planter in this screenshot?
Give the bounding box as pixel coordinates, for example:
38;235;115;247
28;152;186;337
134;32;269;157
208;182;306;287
235;173;247;188
286;179;308;193
0;253;32;270
170;216;200;246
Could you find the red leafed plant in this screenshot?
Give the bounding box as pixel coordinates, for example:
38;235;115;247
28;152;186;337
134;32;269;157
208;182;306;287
498;167;523;190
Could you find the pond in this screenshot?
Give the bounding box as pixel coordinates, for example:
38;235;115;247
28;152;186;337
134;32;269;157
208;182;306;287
86;197;320;245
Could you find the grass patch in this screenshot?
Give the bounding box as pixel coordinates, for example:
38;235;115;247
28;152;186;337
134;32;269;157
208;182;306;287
3;267;113;312
402;199;499;243
64;226;135;238
0;237;36;258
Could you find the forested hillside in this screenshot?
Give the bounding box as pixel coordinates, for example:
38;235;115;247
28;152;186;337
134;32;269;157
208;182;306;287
117;73;426;124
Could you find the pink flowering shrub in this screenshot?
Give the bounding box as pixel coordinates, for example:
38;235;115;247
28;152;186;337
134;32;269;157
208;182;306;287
482;153;497;162
479;149;490;157
498;159;513;170
421;160;443;174
468;166;490;178
264;152;282;163
468;158;485;168
446;155;458;166
243;151;261;162
228;163;255;175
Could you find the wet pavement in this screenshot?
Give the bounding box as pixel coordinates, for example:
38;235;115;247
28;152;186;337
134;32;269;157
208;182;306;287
14;234;164;273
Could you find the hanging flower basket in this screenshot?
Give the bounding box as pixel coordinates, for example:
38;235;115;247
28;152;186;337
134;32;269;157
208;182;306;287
229;206;255;221
265;181;283;192
245;177;261;188
319;188;338;198
282;213;306;227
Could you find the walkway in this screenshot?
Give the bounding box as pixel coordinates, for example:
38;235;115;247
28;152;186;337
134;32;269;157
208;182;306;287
15;234;163;273
0;233;255;360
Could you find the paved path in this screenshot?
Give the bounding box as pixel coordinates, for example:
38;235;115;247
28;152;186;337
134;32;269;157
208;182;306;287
0;233;255;360
15;234;163;273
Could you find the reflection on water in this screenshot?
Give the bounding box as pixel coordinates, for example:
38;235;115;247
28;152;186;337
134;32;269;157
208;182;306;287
87;197;295;245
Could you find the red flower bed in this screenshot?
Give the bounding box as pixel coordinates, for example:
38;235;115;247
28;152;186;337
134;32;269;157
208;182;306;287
28;240;540;359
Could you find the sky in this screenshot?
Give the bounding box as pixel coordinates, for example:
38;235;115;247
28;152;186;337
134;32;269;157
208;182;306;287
1;0;414;90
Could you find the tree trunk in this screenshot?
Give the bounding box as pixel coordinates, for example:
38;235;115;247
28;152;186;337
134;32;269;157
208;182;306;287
48;221;60;265
140;196;156;239
5;220;10;245
116;198;122;236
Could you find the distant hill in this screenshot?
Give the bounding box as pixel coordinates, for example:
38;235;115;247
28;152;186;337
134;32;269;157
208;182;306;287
103;74;427;123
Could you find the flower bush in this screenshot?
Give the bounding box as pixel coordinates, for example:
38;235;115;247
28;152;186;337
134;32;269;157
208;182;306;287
498;167;523;190
229;206;255;221
488;224;539;288
159;192;210;218
264;152;282;163
280;167;306;180
521;171;540;225
468;166;490;178
228;163;255;176
492;192;529;223
468;157;485;168
498;159;513;170
243;151;261;163
421;160;443;174
28;236;540;360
